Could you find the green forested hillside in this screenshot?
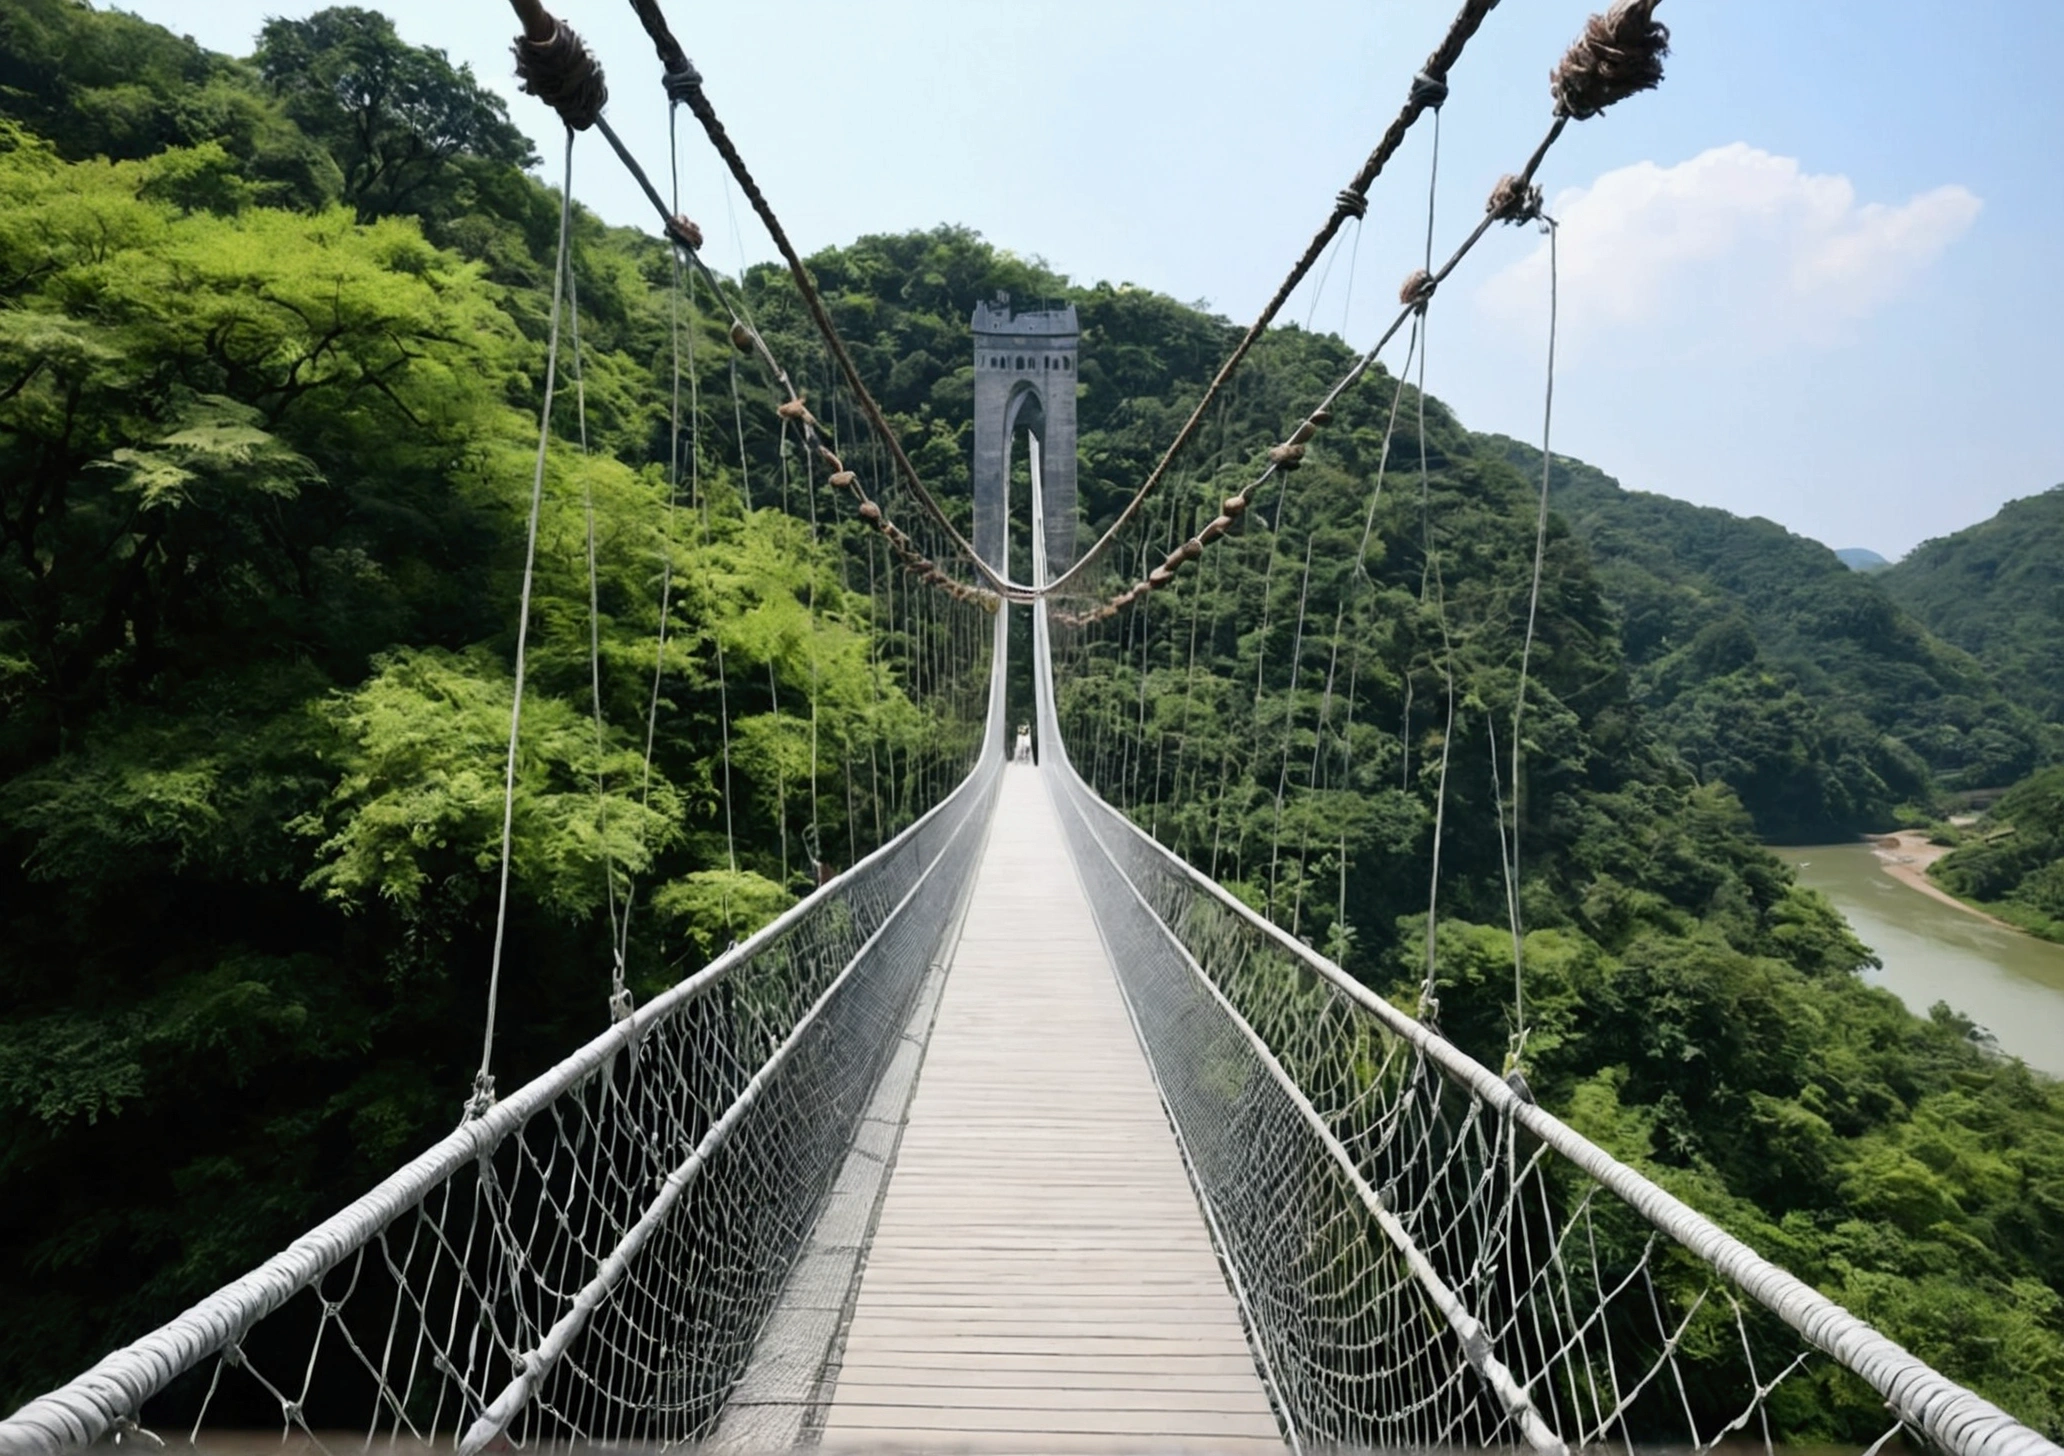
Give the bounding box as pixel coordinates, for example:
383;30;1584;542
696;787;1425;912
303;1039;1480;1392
1485;440;2045;837
1933;768;2064;942
1887;489;2064;939
0;3;975;1399
1882;485;2064;723
1;1;2061;1438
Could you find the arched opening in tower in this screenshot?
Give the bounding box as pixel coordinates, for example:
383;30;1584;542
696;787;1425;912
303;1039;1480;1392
1003;388;1046;759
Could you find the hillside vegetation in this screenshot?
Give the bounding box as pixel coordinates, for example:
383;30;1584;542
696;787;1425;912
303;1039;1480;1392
0;0;2060;1439
0;0;976;1399
1862;489;2064;938
1932;767;2064;943
1882;485;2064;724
1485;440;2045;838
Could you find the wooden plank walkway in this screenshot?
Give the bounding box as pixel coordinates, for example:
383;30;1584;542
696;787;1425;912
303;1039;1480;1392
820;764;1283;1452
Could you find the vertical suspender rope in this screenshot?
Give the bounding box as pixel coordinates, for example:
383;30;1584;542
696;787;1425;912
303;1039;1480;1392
1409;106;1456;1018
570;237;629;1011
473;127;578;1117
1505;215;1560;1067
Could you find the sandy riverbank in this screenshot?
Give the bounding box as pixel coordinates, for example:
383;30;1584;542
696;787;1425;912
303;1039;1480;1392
1868;830;2020;931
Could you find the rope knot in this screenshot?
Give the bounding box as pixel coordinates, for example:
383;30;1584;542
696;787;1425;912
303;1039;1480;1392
1399;268;1436;310
729;321;757;353
1409;69;1450;109
1334;188;1369;222
464;1070;497;1120
1269;442;1307;471
775;397;811;423
664;213;703;252
1485;173;1546;225
1552;0;1670;119
857;500;882;524
661;62;702;104
828;470;859;491
512;12;609;132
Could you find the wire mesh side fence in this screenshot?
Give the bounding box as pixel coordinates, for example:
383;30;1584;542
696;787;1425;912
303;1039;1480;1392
1031;589;2058;1456
0;618;1007;1456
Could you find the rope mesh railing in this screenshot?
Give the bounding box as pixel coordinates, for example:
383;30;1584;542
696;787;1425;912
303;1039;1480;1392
1028;458;2061;1456
6;2;2062;1452
0;611;1005;1456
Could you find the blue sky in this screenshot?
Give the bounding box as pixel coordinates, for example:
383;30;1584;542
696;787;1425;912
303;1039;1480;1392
132;0;2064;558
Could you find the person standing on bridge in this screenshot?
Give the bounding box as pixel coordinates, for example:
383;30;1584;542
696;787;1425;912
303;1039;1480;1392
1014;723;1033;763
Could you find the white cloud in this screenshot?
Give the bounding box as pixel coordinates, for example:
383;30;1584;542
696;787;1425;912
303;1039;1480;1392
1476;144;1980;352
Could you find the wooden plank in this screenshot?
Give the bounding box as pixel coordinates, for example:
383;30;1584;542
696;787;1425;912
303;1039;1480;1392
818;1431;1284;1455
820;765;1282;1449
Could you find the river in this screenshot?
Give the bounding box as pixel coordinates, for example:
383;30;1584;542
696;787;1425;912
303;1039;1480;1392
1775;841;2064;1076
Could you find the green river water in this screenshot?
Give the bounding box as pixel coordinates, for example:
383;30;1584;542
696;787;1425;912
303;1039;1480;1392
1776;842;2064;1076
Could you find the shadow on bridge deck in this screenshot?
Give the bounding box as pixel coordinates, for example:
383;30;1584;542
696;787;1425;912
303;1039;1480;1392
813;763;1282;1453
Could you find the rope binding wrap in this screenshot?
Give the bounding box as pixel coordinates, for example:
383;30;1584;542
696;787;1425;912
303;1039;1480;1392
509;0;608;132
1551;0;1669;119
665;213;704;251
1486;173;1546;225
1408;69;1451;109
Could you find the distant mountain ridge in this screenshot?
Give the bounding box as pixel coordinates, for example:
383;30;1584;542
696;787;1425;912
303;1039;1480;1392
1482;437;2044;836
1880;485;2064;723
1836;547;1891;572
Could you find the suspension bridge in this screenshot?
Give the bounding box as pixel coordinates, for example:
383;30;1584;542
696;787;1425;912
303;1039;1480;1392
3;0;2060;1453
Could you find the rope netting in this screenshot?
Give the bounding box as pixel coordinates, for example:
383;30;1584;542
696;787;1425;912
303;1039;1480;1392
1030;459;2053;1456
0;11;1008;1446
5;1;2061;1453
0;686;1001;1454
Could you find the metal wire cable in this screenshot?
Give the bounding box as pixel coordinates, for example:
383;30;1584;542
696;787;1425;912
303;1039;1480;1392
1505;215;1559;1065
475;128;579;1115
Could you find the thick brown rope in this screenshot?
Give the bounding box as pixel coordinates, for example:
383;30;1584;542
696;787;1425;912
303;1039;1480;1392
508;0;607;131
1060;1;1666;622
637;37;1021;598
504;1;998;609
1057;109;1577;624
1044;0;1505;597
1486;173;1546;225
621;0;1498;602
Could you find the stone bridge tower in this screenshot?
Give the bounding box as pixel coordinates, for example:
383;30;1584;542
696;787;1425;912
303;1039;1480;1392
972;294;1077;573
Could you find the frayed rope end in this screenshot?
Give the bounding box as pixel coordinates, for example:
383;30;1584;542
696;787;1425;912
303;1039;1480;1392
1551;0;1669;120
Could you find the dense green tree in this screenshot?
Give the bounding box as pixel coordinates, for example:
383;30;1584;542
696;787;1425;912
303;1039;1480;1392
0;0;340;207
1881;484;2064;724
252;8;533;224
0;110;961;1399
